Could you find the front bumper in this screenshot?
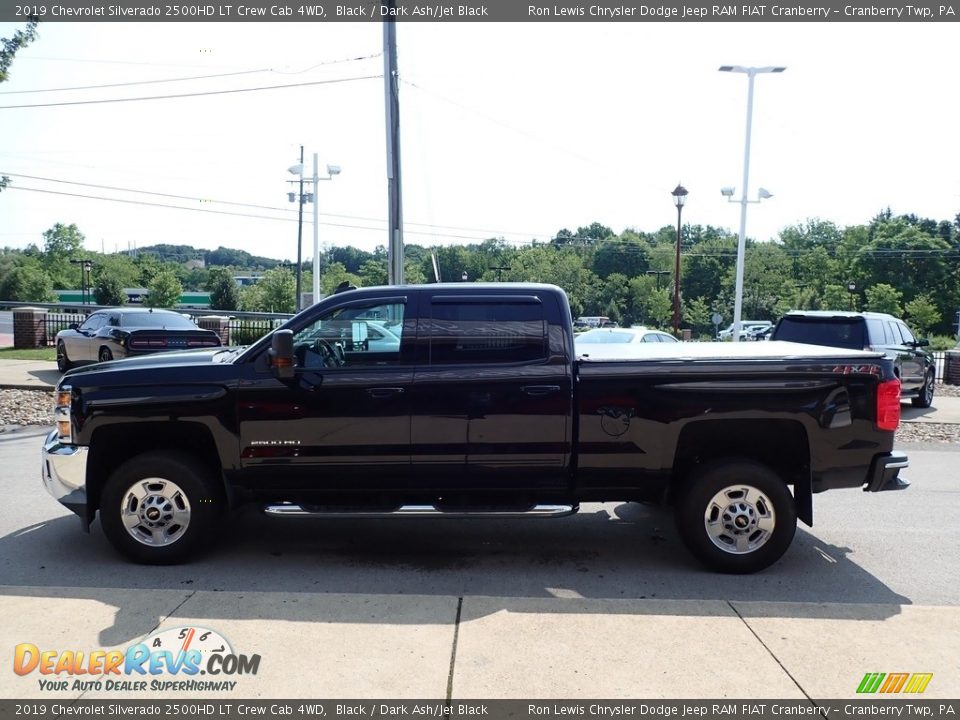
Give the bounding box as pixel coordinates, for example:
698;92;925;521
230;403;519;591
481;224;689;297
41;430;90;523
864;450;910;492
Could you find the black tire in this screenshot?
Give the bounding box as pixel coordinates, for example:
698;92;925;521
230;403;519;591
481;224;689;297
56;342;72;373
675;460;796;574
98;347;113;363
100;452;225;564
911;370;935;408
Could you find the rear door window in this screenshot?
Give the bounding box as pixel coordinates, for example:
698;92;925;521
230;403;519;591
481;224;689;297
426;298;547;365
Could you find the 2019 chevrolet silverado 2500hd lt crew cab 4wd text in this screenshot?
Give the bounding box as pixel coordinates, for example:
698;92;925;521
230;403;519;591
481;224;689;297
41;284;908;573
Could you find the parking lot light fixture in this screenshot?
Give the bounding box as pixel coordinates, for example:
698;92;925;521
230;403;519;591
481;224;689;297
671;184;688;335
719;64;785;342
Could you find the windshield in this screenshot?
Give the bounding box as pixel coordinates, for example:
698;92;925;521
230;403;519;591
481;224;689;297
773;317;866;349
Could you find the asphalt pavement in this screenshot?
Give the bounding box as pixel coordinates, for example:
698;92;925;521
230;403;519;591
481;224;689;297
1;359;958;702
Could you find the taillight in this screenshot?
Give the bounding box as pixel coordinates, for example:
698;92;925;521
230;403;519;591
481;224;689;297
876;378;901;431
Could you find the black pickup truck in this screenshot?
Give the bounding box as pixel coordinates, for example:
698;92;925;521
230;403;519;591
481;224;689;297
42;283;908;573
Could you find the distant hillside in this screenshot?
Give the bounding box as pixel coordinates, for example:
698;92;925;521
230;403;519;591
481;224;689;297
121;244;283;269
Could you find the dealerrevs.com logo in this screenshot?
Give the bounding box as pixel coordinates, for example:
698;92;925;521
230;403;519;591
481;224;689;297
13;626;260;692
857;672;934;694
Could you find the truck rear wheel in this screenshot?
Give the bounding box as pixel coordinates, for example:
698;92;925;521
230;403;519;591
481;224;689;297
675;460;796;574
100;452;225;564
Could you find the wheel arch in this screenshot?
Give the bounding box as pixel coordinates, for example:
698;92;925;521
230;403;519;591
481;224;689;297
86;422;228;517
669;419;812;526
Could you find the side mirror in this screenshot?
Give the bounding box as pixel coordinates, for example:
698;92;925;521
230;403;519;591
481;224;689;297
268;329;295;379
69;323;79;331
915;338;930;348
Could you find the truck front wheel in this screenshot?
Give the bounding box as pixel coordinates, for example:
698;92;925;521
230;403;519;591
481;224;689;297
100;453;225;564
675;460;796;574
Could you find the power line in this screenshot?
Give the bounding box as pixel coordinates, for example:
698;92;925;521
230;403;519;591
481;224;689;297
0;54;383;95
4;185;525;242
0;172;554;239
0;68;272;95
0;74;382;109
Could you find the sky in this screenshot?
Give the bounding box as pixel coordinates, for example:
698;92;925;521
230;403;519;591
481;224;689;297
0;20;958;263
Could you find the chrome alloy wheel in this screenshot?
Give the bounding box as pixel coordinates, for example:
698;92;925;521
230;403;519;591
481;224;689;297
703;485;776;555
120;478;192;547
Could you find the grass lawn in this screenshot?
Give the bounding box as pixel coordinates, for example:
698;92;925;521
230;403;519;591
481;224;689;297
0;347;57;361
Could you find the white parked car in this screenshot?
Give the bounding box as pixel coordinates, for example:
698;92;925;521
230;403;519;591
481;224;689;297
575;326;678;348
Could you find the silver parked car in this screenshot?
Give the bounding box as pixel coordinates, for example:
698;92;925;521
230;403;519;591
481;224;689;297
56;307;222;372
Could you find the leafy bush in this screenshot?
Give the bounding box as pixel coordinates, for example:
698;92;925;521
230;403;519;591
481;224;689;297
927;335;957;351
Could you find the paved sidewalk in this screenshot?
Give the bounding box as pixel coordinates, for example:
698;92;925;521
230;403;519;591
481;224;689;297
0;359;61;390
2;588;958;699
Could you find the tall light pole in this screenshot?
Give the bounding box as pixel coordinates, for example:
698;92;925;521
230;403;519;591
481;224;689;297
671;184;688;335
289;155;341;306
286;146;305;311
719;64;785;342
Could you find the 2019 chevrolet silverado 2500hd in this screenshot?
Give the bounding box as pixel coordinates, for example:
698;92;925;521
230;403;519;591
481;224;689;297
42;284;908;573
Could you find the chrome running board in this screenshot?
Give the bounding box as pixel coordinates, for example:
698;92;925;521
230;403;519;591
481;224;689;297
263;503;578;519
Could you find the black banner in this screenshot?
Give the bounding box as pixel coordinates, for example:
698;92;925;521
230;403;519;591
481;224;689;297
0;700;958;720
2;0;959;22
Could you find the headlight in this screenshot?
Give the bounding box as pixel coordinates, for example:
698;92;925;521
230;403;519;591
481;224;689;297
54;385;73;443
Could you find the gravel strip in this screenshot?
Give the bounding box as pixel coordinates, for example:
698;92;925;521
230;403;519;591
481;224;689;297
4;385;960;441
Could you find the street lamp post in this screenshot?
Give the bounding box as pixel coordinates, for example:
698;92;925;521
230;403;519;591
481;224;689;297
289;154;341;306
671;184;688;335
70;258;94;305
287;146;306;312
719;64;785;342
847;281;857;311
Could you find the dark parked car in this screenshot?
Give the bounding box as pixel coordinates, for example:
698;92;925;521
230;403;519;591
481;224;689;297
56;307;222;371
770;310;936;407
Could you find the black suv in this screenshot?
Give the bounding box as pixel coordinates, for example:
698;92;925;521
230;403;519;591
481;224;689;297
770;311;936;408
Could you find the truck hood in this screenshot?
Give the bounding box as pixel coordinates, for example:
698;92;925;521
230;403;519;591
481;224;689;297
61;347;233;381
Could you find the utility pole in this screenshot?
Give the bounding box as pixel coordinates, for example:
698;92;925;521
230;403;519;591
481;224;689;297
383;1;404;285
295;145;304;311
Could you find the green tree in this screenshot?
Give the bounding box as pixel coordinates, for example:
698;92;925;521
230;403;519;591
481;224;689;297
741;243;792;320
358;259;388;287
146;270;183;308
591;237;650;280
259;267;296;313
92;253;139;290
0;261;56;302
626;275;671;328
239;283;265;312
42;223;85;261
93;275;127;306
864;283;903;316
904;295;941;336
207;267;240;311
320;262;362;296
682;296;712;336
820;284;856;311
